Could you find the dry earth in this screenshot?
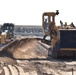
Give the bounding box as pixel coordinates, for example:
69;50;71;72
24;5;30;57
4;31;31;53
0;37;76;75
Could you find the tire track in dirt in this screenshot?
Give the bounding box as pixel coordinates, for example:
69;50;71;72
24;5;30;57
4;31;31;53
3;66;11;75
8;65;18;75
3;64;25;75
14;65;25;75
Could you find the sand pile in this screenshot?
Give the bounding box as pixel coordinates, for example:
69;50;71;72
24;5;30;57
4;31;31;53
0;38;48;59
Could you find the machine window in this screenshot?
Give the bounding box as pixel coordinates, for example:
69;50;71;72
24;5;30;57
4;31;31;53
44;16;49;32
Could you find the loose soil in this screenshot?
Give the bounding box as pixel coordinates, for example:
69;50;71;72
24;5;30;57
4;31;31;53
0;37;76;75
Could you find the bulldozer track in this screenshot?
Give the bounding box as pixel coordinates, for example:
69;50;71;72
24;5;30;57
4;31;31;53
2;65;25;75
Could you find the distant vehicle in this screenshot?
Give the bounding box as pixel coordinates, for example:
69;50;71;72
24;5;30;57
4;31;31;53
0;23;15;45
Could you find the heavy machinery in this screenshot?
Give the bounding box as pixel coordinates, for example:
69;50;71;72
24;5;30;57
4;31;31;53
1;23;14;38
0;23;14;45
42;10;76;59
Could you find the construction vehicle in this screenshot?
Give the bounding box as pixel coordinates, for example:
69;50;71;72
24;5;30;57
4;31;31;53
0;23;14;45
1;23;14;38
42;10;76;59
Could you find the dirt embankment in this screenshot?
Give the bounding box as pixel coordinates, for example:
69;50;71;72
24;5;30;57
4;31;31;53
0;38;48;59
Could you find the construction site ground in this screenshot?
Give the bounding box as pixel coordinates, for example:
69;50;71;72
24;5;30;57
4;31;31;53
0;36;76;75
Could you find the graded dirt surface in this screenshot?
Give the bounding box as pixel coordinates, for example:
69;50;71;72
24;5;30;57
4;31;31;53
0;37;76;75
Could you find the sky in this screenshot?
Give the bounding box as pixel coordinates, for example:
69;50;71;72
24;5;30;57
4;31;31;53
0;0;76;26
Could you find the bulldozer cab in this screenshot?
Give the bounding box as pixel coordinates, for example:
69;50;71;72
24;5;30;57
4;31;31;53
42;10;59;36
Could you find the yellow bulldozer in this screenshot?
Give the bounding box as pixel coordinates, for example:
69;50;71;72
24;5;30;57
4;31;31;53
42;10;76;59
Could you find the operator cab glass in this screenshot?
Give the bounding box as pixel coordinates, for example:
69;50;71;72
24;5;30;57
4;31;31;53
43;16;49;32
42;11;59;36
43;14;54;35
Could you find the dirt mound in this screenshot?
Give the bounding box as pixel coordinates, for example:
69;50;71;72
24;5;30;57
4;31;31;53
0;38;48;59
